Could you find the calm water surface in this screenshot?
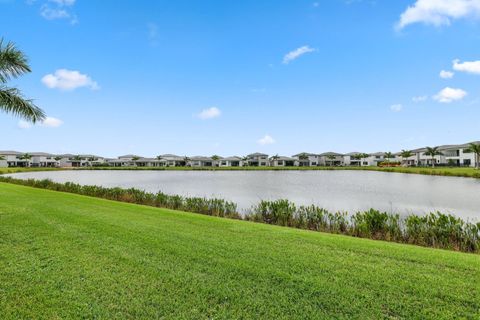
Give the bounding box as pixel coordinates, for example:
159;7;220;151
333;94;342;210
6;170;480;220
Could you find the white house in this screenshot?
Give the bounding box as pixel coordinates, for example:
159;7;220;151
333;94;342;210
0;151;32;167
292;153;319;166
318;152;344;166
189;156;214;167
157;154;187;167
30;152;58;167
219;156;243;167
360;152;386;167
246;153;269;167
270;156;298;167
343;152;363;166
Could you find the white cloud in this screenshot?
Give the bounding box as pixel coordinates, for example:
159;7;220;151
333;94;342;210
433;87;467;103
257;134;275;145
396;0;480;30
18;117;63;129
42;69;99;91
283;46;316;64
50;0;75;5
40;117;64;127
412;95;428;102
197;107;221;120
390;104;403;112
41;6;69;19
39;0;77;24
439;70;454;79
452;59;480;74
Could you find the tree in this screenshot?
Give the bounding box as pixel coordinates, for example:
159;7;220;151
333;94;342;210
327;155;336;166
384;152;393;162
19;153;32;167
424;147;443;168
297;153;309;166
54;156;62;161
465;143;480;170
183;156;190;167
0;155;5;160
242;156;249;167
1;39;45;123
271;154;280;165
400;150;413;166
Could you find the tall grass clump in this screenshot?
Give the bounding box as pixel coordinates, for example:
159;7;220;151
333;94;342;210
0;176;478;253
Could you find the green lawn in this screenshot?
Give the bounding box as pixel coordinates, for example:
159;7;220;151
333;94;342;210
0;183;479;319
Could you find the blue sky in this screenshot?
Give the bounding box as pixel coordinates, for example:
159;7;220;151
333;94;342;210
1;0;480;157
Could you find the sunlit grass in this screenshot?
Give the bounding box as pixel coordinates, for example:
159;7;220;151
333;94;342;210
0;182;479;319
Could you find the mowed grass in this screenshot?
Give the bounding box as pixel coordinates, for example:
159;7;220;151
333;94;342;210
0;183;479;319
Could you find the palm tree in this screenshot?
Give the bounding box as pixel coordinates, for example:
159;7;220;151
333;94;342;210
465;143;480;169
182;156;190;167
424;147;443;168
327;155;336;166
384;152;393;163
1;39;45;123
0;155;5;161
297;153;309;166
211;155;221;167
270;154;280;166
400;150;413;167
19;153;32;167
242;156;249;167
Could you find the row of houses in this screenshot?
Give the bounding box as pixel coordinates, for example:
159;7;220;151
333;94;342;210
1;141;479;168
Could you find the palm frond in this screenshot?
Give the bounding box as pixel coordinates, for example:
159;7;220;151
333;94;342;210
0;39;31;83
0;86;45;123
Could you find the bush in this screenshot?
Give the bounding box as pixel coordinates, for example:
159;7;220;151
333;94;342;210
0;176;477;253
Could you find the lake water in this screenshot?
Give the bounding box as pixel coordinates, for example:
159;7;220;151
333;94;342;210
6;170;480;220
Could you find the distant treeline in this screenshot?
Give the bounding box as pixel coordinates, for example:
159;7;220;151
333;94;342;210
0;176;478;253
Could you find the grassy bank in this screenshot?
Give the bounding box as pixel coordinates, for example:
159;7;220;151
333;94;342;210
0;167;63;174
1;176;479;254
77;165;480;178
0;182;478;319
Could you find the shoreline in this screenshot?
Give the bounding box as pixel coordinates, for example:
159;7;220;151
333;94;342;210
1;176;478;254
2;165;480;179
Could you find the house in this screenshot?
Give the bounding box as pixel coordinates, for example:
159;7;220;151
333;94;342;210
157;154;186;167
440;142;479;167
292;153;319;166
133;158;164;167
57;154;105;167
360;152;386;166
343;152;363;166
30;152;58;167
189;156;214;167
413;148;445;167
0;151;26;167
246;153;269;166
270;156;299;167
319;152;344;166
219;156;243;167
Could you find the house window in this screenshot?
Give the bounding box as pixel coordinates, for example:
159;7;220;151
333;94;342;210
464;159;471;166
